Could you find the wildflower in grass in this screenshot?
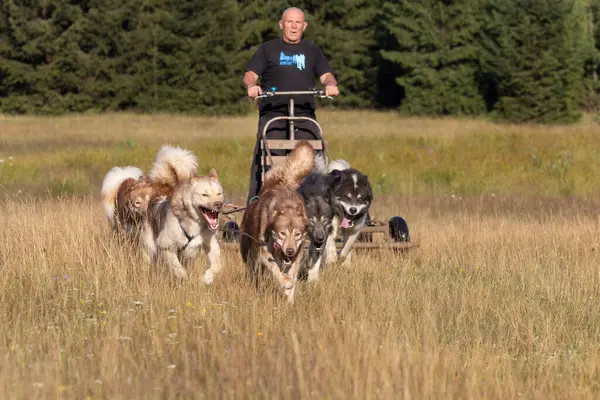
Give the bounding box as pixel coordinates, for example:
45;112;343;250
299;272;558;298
256;331;262;337
64;274;69;280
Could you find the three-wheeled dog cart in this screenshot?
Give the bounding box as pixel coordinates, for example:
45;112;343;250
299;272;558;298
221;90;416;251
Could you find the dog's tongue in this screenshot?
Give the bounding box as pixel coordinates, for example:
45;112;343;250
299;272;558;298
340;218;352;228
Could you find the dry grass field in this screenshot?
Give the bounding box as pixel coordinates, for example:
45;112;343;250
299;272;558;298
1;111;600;398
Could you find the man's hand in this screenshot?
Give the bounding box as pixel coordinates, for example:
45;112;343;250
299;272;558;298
247;85;263;99
320;72;339;97
244;71;262;98
325;85;339;97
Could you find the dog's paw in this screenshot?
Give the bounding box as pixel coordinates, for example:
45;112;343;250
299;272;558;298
339;251;353;267
307;268;320;282
202;270;215;285
172;267;189;280
284;286;296;305
280;275;294;290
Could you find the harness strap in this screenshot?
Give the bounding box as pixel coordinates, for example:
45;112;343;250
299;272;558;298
178;216;196;244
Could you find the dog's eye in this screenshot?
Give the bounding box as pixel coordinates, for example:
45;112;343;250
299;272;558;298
202;193;209;197
279;231;286;236
295;232;302;238
217;192;222;196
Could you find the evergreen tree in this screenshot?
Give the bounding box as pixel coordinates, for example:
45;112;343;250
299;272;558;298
380;0;486;116
481;0;587;123
0;1;91;113
238;0;291;48
583;0;600;110
299;0;380;107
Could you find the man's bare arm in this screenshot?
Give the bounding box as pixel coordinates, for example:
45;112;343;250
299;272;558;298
319;72;339;96
244;71;262;98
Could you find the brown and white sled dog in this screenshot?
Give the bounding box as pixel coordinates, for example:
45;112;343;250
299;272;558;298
240;141;315;304
142;167;225;284
101;145;198;237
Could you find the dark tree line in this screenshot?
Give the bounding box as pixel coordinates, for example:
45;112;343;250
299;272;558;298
0;0;598;123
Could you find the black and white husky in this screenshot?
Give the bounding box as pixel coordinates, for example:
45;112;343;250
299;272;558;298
322;159;373;267
299;156;373;280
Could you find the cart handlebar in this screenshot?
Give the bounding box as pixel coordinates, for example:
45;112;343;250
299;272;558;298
256;89;333;100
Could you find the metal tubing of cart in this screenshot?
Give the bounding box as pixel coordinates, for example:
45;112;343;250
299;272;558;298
260;116;324;182
289;96;295;140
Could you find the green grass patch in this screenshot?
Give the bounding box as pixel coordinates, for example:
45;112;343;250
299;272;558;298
2;113;600;198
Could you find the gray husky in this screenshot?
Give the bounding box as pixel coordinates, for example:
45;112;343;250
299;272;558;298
298;169;334;281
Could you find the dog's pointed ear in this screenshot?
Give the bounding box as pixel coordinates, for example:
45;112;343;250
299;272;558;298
208;168;218;179
269;197;278;215
328;169;342;185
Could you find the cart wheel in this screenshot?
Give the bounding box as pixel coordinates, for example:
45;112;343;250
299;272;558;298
389;216;410;242
222;221;240;243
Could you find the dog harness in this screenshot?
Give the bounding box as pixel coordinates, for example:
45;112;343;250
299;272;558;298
178;216;196;246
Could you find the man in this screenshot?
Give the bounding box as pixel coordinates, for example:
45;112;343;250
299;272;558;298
243;7;340;204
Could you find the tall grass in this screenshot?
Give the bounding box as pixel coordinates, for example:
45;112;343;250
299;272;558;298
1;194;600;398
2;111;600;197
2;112;600;397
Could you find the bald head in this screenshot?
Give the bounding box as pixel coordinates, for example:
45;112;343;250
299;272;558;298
279;7;308;44
281;7;305;21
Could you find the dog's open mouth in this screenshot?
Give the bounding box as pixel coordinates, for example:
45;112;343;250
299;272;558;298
199;207;220;231
313;241;324;251
282;255;293;267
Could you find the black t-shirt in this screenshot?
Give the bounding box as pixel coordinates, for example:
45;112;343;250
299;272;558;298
246;39;333;115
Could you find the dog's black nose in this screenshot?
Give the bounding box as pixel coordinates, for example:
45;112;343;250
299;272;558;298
213;202;223;210
315;233;325;243
349;207;357;214
285;248;295;257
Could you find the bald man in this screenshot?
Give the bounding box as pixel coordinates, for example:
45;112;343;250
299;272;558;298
243;7;339;204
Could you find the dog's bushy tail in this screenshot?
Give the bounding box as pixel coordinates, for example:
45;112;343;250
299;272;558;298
265;140;315;190
149;144;198;187
314;153;329;174
327;159;351;173
101;166;144;222
314;153;350;175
